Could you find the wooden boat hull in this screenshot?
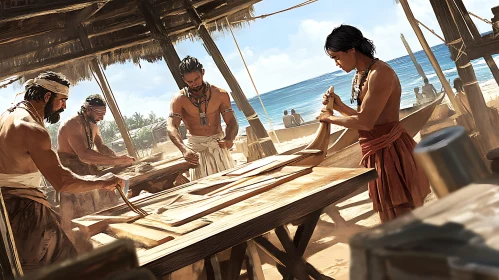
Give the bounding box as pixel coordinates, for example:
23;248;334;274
319;92;445;168
281;97;441;156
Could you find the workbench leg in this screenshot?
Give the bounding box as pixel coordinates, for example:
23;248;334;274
205;255;223;280
226;242;248;280
254;209;333;280
246;240;266;280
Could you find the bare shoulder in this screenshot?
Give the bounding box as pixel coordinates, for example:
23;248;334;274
171;90;189;105
369;60;398;83
59;115;81;132
15;118;50;142
209;84;230;99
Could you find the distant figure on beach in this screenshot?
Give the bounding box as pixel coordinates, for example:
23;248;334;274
282;110;297;128
320;24;430;222
291;109;305;125
167;56;238;181
422;78;437;100
414;87;425;105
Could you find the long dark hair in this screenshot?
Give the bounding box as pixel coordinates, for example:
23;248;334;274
324;25;376;59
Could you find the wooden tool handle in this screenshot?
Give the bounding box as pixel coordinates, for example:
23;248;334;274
325;86;334;111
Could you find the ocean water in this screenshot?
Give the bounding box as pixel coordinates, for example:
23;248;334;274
231;42;499;134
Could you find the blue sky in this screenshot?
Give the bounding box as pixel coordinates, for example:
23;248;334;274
0;0;494;122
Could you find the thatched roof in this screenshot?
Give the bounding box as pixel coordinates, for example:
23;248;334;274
0;0;260;85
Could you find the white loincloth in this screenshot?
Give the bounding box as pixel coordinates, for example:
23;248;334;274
0;171;52;208
0;171;42;189
186;132;235;181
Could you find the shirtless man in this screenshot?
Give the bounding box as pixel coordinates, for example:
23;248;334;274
0;71;123;272
57;94;134;236
167;56;239;180
320;25;430;222
422;78;437;100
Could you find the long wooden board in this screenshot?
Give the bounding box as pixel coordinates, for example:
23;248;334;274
161;166;314;226
108;223;175;248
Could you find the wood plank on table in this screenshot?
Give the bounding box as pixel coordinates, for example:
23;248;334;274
108;223;175;248
161;166;314;226
133;214;211;235
137;167;377;276
72;219;108;236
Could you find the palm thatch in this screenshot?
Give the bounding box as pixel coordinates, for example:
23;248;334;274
0;0;258;85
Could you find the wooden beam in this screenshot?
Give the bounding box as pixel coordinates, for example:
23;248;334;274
453;0;499;88
467;38;499;60
0;33;152;81
137;0;185;89
0;18;65;45
70;2;108;26
0;0;109;24
400;33;427;80
0;191;23;278
75;23;139;158
430;0;499;150
183;0;276;158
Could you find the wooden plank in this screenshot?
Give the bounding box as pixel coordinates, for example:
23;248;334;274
72;219;108;236
76;215;140;223
108;223;175;248
224;155;279;176
133;214;211;235
161;166;314;226
91;233;117;247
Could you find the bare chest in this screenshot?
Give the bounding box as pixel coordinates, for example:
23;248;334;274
181;95;221;117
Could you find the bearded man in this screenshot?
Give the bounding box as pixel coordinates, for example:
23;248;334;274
0;71;123;273
57;94;134;238
167;56;238;180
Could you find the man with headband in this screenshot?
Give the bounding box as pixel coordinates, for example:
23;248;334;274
0;71;124;272
57;94;134;238
167;56;239;180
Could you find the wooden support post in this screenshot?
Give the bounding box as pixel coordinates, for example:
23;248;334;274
77;26;139;158
183;0;278;158
429;0;499;150
136;0;184;89
400;33;427;80
0;191;23;279
453;0;499;87
398;0;461;115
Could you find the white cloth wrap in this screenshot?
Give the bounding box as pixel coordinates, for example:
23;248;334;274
186;132;235;181
0;171;42;189
25;78;69;97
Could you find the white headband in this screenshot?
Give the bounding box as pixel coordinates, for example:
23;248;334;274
25;78;70;97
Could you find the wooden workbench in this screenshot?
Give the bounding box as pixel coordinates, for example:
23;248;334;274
77;159;376;279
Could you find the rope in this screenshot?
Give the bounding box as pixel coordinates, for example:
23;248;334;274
229;0;318;25
225;17;281;145
469;11;492;25
416;19;468;56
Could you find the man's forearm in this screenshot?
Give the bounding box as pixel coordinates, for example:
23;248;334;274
167;127;188;153
79;149;120;166
224;119;239;141
99;145;117;157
